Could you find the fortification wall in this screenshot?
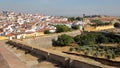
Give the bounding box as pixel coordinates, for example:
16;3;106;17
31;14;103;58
70;60;100;68
84;25;114;32
6;41;110;68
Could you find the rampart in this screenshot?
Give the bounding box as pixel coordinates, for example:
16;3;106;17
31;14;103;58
7;40;116;68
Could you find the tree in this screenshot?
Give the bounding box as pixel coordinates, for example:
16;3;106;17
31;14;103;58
74;33;120;46
114;22;120;28
72;25;80;30
93;51;99;57
78;34;97;45
44;30;51;34
96;34;108;43
68;17;75;22
69;47;74;51
105;32;116;43
74;35;81;43
90;19;111;27
56;34;73;46
76;17;83;21
55;25;71;33
68;17;83;21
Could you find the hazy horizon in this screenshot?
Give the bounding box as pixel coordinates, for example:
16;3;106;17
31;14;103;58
0;0;120;16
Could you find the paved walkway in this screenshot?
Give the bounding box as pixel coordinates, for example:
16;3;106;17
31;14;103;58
0;41;28;68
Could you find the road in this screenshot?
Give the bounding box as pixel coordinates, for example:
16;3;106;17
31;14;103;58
23;30;81;48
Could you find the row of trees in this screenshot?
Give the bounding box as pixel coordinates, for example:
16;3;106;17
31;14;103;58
90;20;102;23
90;19;112;27
54;33;120;47
74;33;120;46
70;45;120;59
53;33;120;59
68;17;83;22
44;25;80;34
44;25;72;34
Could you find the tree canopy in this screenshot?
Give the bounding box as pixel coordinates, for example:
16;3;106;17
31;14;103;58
55;25;72;33
44;30;51;34
77;34;97;45
74;33;120;46
71;25;80;30
90;19;111;26
68;17;83;22
76;17;83;21
56;34;73;46
114;22;120;28
68;17;75;22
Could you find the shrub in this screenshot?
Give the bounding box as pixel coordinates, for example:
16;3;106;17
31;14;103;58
96;35;108;43
74;35;81;43
44;30;51;34
72;25;80;30
78;34;97;45
55;25;71;33
56;34;73;46
69;48;74;51
114;22;120;28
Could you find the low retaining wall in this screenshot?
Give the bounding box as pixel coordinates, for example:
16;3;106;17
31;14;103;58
32;48;48;59
7;40;101;68
70;60;100;68
63;49;120;67
49;53;67;66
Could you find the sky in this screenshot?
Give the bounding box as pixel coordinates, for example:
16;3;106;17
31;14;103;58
0;0;120;16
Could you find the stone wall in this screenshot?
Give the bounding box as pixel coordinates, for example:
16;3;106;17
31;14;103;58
6;40;103;68
49;53;67;66
32;48;48;59
84;25;114;32
70;60;100;68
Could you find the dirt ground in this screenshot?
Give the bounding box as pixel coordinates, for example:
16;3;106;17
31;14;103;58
4;44;60;68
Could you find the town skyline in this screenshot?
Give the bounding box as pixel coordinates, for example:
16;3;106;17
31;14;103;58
0;0;120;16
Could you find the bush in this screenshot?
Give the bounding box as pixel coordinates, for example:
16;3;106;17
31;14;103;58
96;34;108;43
76;17;83;21
78;34;97;45
72;25;80;30
55;25;71;33
68;17;83;21
84;50;88;55
69;48;74;51
90;20;111;26
93;51;99;57
114;22;120;28
56;34;74;46
44;30;51;34
74;35;81;43
74;33;120;46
